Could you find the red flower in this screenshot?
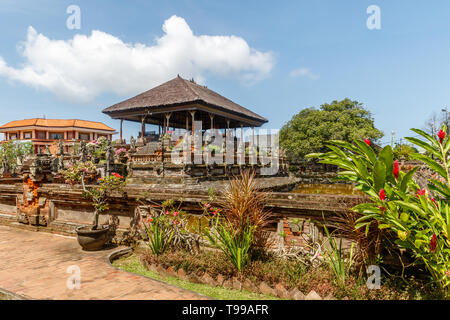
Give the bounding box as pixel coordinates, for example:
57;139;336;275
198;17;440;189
379;206;386;213
431;197;439;208
379;189;386;201
393;160;400;179
415;188;426;198
438;129;446;144
165;210;170;215
430;234;437;253
111;172;124;179
173;211;179;217
364;138;371;146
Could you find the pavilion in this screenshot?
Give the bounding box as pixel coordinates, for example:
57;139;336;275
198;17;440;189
102;75;268;142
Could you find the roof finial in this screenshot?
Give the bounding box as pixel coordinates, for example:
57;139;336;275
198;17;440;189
177;74;180;78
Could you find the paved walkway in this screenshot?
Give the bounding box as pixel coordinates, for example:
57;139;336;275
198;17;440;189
0;225;207;300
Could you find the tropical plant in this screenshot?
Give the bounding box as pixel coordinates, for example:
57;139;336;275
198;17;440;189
308;126;450;297
205;216;254;273
217;170;272;250
137;197;200;254
322;225;356;287
143;214;175;256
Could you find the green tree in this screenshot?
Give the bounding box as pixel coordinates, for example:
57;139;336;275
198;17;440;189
280;99;384;160
0;140;33;170
393;144;418;160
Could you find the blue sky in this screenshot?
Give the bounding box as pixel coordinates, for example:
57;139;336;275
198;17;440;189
0;0;449;144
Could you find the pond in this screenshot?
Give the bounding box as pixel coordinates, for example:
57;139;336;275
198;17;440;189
290;183;364;196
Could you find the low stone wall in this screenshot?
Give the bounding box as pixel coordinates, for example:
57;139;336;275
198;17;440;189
0;179;368;248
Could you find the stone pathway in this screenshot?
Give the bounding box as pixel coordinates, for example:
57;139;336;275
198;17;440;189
0;225;208;300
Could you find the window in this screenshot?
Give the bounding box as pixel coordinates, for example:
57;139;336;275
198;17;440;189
67;132;74;140
36;131;46;139
9;133;18;140
23;132;32;139
79;133;90;140
49;132;64;140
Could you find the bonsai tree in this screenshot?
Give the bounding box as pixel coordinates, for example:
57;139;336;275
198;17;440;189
82;172;126;230
308;126;449;298
60;162;126;230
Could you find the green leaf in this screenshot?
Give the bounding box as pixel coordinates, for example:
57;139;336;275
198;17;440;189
409;128;439;148
355;140;377;164
399;167;419;193
410;153;448;181
373;160;386;192
404;137;441;160
379;145;394;182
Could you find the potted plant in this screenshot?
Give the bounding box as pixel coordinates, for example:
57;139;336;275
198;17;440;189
114;147;128;163
60;163;127;250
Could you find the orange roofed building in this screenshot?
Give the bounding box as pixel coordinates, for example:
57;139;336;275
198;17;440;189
0;118;117;154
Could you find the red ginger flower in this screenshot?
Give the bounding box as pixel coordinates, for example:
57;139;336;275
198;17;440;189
379;189;386;201
111;172;124;179
364;138;371;146
415;188;426;198
393;160;400;179
430;234;437;253
431;197;439;208
438;129;446;144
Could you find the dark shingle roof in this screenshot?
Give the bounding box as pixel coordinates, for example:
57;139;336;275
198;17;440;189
102;76;267;123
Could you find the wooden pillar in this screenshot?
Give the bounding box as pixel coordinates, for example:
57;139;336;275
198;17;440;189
186;112;189;131
190;111;196;135
120;119;123;142
165;113;172;134
141;116;145;139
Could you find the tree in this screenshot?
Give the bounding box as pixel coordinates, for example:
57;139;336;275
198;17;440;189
393;144;418;161
0;140;33;170
280;99;384;160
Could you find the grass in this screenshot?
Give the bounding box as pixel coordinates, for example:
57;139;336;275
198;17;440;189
112;253;281;300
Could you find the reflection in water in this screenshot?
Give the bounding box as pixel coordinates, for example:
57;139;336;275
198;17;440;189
291;183;364;196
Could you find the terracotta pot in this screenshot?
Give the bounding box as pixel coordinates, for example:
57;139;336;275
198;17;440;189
75;225;109;251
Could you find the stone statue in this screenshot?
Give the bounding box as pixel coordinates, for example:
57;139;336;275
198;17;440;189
2;154;9;175
58;139;64;156
105;140;114;175
80;141;87;162
130;136;136;153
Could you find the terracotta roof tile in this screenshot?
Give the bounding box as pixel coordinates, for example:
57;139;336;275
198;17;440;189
0;118;115;131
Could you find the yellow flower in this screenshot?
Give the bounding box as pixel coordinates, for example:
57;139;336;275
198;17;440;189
397;230;408;241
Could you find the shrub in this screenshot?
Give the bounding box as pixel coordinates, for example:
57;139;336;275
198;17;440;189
217;170;273;250
205;216;254;273
322;225;356;287
143;214;174;256
309;126;450;298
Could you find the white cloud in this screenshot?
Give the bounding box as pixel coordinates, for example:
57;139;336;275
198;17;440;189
289;67;319;80
0;15;275;102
